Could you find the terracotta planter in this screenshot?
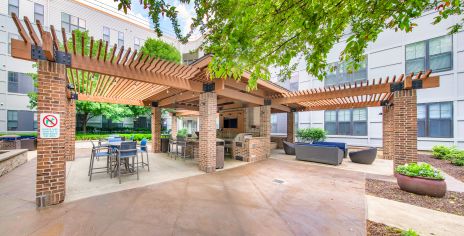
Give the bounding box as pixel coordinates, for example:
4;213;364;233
395;173;446;198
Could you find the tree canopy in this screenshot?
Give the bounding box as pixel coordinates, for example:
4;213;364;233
115;0;463;89
141;38;182;63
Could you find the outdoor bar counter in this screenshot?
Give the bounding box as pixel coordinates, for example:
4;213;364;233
186;138;225;169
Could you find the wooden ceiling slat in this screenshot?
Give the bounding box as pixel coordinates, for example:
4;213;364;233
61;28;69;53
103;41;109;62
142;57;156;71
50;25;60;50
81;34;85;56
109;44;117;63
99;76;114;96
96;39;103;60
117;80;137;98
127;50;139;67
89;37;94;59
102;77;118;97
121;48;132;65
92;75;104;96
11;13;32;43
24;17;40;46
115;46;125;64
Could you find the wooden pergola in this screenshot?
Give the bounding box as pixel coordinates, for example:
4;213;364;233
10;14;440;207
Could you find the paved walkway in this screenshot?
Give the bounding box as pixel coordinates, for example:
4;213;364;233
367;195;464;236
0;158;366;235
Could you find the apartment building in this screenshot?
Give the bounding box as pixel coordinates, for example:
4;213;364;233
0;0;202;133
271;10;464;150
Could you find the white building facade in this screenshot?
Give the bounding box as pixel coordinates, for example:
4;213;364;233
0;0;202;133
271;10;464;150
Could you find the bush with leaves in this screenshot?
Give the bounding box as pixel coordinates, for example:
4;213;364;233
177;128;188;138
401;229;419;236
296;128;327;143
395;163;444;180
432;145;453;159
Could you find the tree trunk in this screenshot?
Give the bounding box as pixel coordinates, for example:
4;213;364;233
82;113;89;134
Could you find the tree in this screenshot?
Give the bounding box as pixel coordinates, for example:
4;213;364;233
141;38;181;63
115;0;464;89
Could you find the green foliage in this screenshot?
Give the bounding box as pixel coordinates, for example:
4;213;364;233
0;132;37;137
432;145;453;159
140;38;182;63
114;1;463;89
76;133;151;141
177;128;188;138
296;128;326;143
401;229;419;236
395;163;444;180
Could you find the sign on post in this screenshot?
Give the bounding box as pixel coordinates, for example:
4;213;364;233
40;113;60;138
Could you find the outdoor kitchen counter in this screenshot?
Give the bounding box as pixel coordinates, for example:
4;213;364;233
185;139;225;160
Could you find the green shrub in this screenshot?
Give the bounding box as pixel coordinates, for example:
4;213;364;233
177;128;188;138
296;128;326;143
431;145;453;159
401;229;419;236
395;163;444;180
0;132;37;137
75;133;152;141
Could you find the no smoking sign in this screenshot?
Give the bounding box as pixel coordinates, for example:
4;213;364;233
40;113;60;138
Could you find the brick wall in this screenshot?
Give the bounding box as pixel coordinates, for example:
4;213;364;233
36;60;67;206
151;107;162;153
171;113;177;138
65;99;75;161
198;92;217;173
392;90;418;167
287;112;295;143
259;105;271;156
382;106;394;160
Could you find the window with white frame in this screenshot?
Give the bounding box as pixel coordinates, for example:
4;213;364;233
324;108;367;136
134;37;141;51
417;102;453;138
34;3;44;24
405;35;452;74
8;33;19;54
103;27;110;43
8;0;19;16
61;12;86;32
118;31;124;47
324;59;368;87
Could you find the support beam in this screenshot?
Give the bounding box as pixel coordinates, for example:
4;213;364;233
199;92;217;173
216;88;264;106
78;94;145;106
171;113;177;138
382;106;394;160
36;60;67;207
287;112;295;143
259;105;271;157
151;107;162;153
158;91;198;106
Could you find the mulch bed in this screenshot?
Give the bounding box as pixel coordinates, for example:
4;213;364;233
419;154;464;182
367;220;403;236
366;179;464;216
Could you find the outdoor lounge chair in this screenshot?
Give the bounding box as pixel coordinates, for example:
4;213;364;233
283;141;296;155
349;147;377;164
295;144;343;165
313;141;348;158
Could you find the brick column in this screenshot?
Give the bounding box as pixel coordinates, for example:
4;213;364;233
287;112;295;143
36;60;67;206
171;113;177;138
65;99;76;161
199;92;217;173
392;90;418;168
151;107;162;153
382;106;394;160
259;105;271;156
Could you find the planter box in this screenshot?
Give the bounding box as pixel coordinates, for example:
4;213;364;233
395;173;447;198
0;149;28;177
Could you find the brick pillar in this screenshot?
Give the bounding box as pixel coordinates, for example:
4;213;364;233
382;106;394;160
65;99;76;161
260;105;271;156
199;92;217;173
36;60;67;206
392;90;418;168
287;112;295;143
151;107;162;153
171;113;177;138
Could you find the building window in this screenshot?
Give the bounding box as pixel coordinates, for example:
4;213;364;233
8;33;20;54
7;111;18;131
34;3;44;24
8;0;19;16
33;113;38;130
134;37;141;51
8;72;19;93
324;108;367;136
406;35;452;74
418;102;453;138
118;32;124;47
61;12;86;32
325;59;368;87
103;26;110;43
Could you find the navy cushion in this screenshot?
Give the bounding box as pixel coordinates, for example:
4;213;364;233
313;141;346;150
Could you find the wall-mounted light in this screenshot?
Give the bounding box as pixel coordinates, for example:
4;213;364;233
66;83;78;100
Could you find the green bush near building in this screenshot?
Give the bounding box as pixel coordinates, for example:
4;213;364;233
296;128;326;143
431;145;464;167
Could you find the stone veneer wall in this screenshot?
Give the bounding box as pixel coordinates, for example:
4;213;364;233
0;149;28;177
232;137;270;162
0;140;21;150
171;114;177;138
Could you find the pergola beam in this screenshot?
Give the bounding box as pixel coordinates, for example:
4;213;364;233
158;91;199;107
78;94;144;106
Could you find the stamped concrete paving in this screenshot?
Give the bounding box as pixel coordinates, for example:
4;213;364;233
0;158;366;236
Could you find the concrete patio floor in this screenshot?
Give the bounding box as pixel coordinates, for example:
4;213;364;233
0;156;366;235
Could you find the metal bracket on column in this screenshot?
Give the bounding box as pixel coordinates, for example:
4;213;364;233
151;101;159;107
54;50;72;66
264;99;272;106
31;45;47;60
203;83;215;92
390;80;423;92
411;80;423;89
380;100;393;107
290;107;297;112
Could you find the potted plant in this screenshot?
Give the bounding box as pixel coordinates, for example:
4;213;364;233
395;163;446;198
296;128;326;143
